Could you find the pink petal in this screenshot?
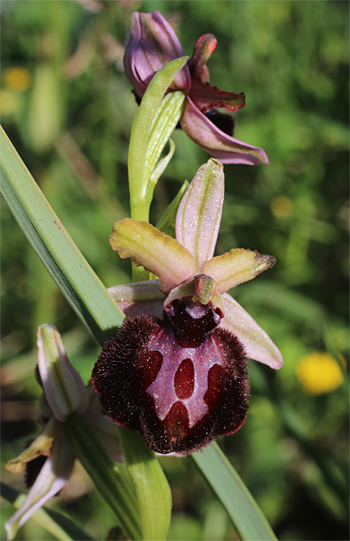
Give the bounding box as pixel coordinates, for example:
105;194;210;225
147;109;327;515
203;248;276;294
110;219;197;294
124;11;191;98
188;34;245;113
188;34;217;84
176;159;224;271
5;435;74;540
108;281;164;318
181;97;269;165
221;293;283;369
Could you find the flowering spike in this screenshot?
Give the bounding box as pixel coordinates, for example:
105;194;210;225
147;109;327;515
176;158;224;271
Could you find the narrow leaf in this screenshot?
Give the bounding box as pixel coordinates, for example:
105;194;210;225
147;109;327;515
191;442;277;541
118;428;171;541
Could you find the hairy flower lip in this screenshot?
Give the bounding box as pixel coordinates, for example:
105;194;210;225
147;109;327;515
92;315;249;454
124;11;269;165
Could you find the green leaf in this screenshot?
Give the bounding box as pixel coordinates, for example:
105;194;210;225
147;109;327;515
62;415;142;541
191;443;277;541
118;428;172;541
0;126;124;345
128;57;187;222
1;482;94;541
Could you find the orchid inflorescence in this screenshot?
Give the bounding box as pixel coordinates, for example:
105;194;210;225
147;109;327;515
4;9;282;540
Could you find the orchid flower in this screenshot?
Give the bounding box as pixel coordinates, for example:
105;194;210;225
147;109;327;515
123;11;269;166
4;325;122;541
92;159;282;455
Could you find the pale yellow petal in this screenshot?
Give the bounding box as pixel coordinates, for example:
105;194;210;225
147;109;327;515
110;219;197;294
203;248;275;294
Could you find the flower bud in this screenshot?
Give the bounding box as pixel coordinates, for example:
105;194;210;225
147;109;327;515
37;324;89;422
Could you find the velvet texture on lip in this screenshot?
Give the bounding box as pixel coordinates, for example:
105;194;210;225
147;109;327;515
123;11;269;166
92;159;282;454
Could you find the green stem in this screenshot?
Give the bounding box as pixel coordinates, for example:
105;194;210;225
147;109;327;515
118;428;172;541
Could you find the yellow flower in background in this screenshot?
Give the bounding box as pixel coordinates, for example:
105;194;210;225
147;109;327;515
3;67;32;92
270;195;293;219
296;352;344;395
0;90;20;116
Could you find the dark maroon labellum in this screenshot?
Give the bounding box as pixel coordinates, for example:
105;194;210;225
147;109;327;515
92;309;249;454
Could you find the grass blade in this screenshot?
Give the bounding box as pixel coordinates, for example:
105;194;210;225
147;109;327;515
191;443;277;541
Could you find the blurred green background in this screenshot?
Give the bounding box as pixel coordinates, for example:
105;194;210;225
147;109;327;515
1;1;349;540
